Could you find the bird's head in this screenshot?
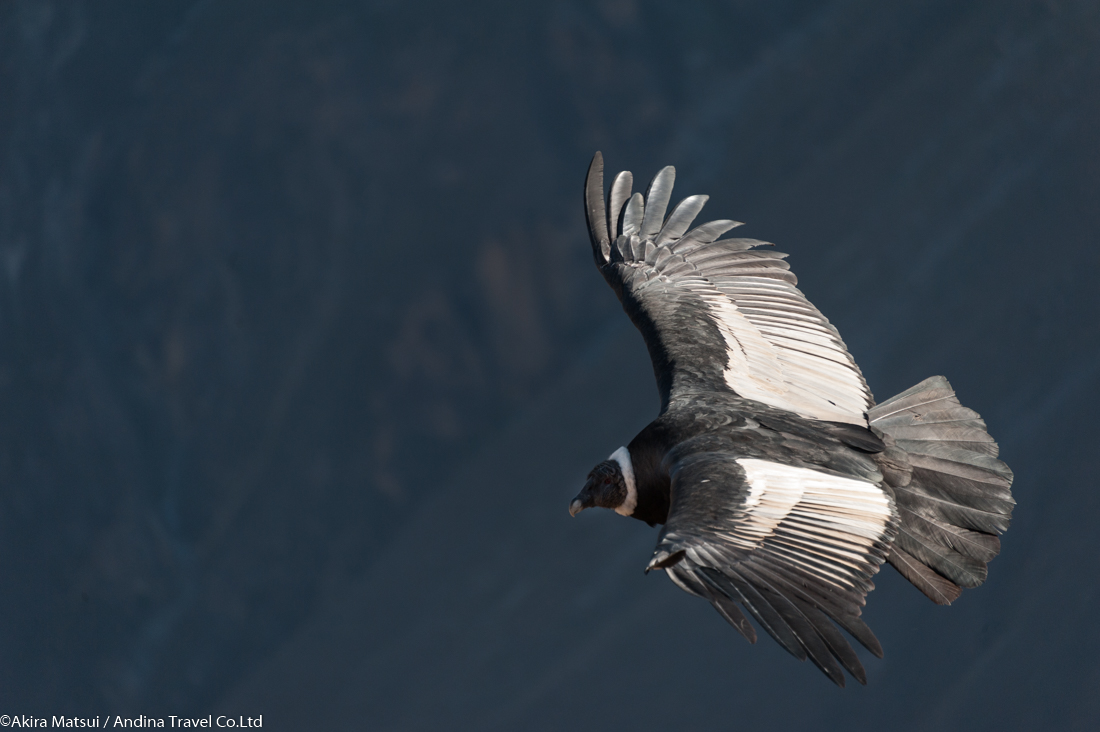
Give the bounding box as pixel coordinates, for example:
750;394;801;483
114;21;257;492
569;447;637;518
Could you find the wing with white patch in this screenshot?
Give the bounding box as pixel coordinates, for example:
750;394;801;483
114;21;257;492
650;438;899;686
584;152;872;425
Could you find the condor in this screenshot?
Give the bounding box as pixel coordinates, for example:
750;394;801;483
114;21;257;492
570;153;1015;686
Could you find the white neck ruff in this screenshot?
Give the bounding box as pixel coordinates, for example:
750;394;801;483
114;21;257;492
609;446;637;516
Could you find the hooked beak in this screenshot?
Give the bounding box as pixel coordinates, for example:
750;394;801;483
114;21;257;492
568;479;597;517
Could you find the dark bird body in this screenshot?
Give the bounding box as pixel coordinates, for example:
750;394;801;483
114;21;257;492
570;153;1015;686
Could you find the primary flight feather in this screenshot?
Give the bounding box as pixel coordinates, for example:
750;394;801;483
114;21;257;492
570;152;1015;686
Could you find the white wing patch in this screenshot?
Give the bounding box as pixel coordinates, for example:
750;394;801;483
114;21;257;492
705;296;789;401
731;458;894;589
705;277;872;425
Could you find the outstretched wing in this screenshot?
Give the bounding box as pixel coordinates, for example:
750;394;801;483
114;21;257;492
585;152;872;425
650;434;899;686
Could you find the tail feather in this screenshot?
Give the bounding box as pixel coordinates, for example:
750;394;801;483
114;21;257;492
869;376;1015;605
889;425;998;456
898;506;1001;561
906;457;1014;513
887;545;963;606
868;380;958;417
873;405;985;427
897;481;1011;536
893;528;988;588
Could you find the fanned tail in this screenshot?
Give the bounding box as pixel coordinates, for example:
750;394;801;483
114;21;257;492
869;376;1015;605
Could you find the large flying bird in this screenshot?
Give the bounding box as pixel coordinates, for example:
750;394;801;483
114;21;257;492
569;152;1015;686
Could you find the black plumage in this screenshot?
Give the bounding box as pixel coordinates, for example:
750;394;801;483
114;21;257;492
570;153;1016;686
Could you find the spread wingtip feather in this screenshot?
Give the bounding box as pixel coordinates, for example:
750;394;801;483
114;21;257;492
585;152;610;265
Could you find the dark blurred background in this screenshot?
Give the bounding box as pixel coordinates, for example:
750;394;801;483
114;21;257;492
2;0;1098;729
